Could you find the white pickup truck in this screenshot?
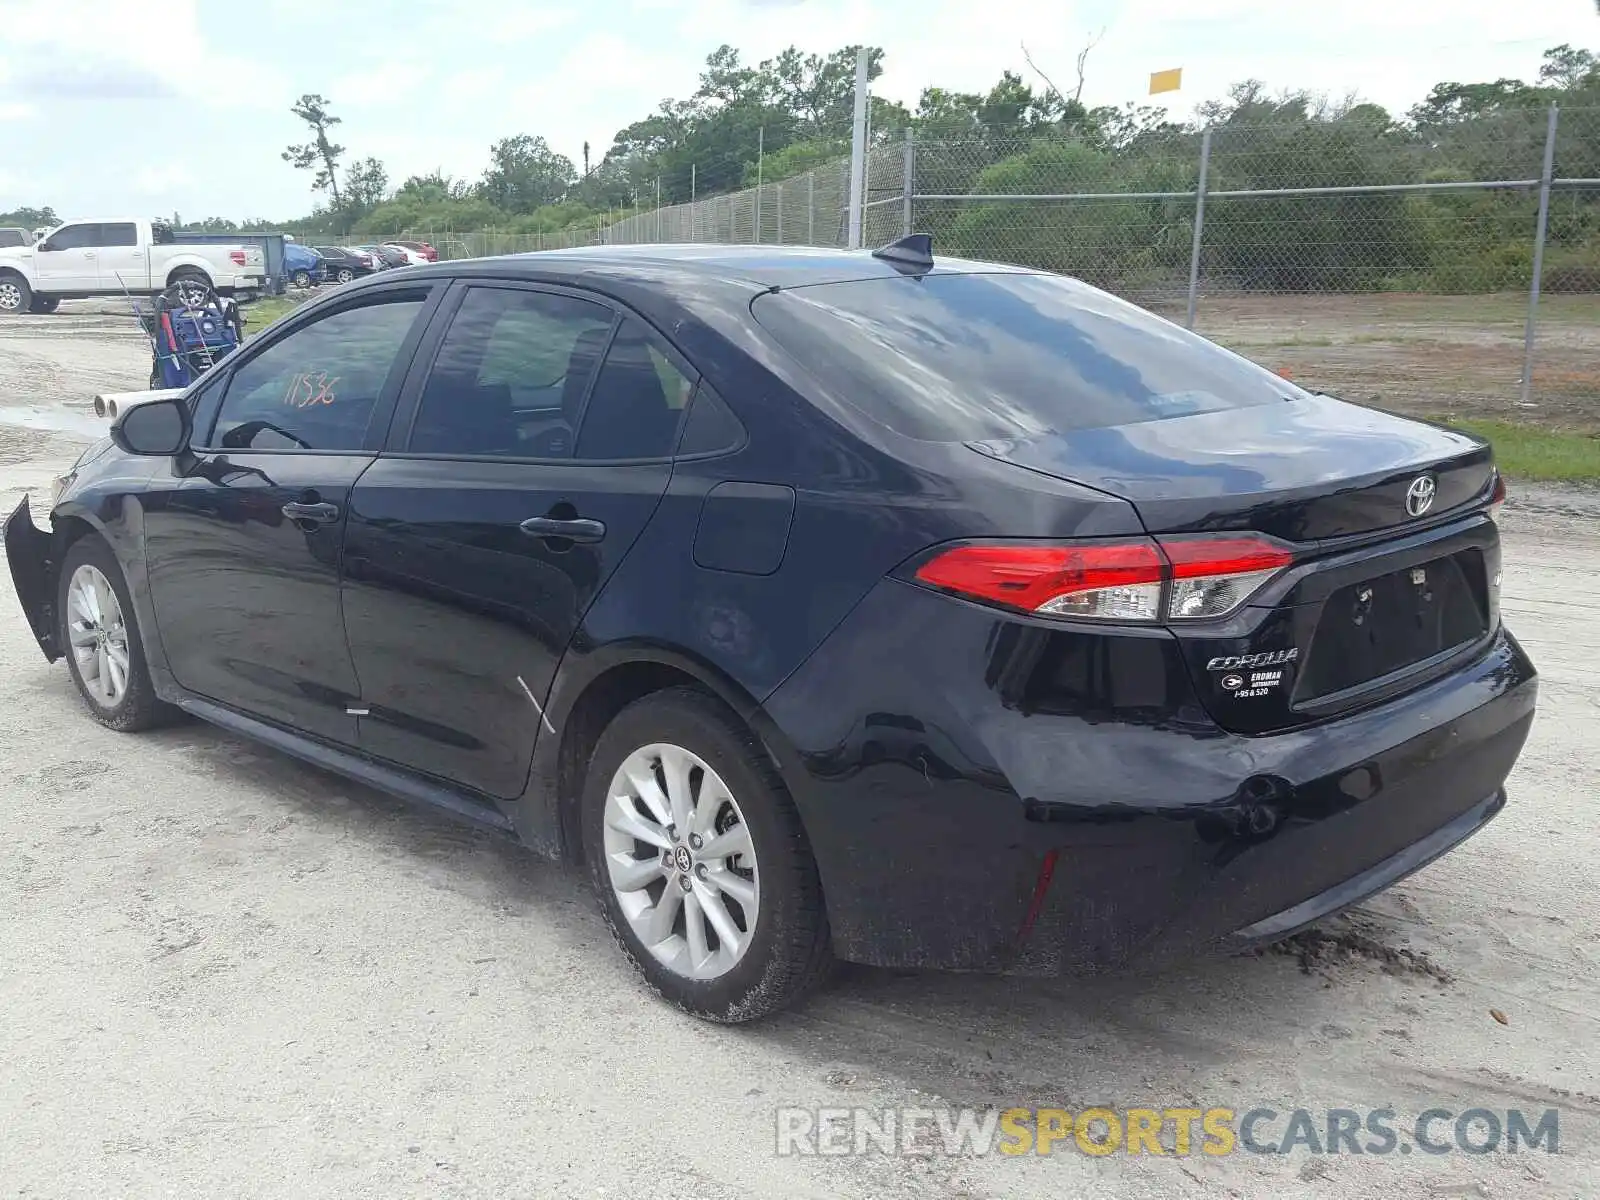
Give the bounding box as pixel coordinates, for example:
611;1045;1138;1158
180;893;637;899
0;217;267;315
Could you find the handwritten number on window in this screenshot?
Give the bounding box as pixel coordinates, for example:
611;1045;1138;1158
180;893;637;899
282;372;339;408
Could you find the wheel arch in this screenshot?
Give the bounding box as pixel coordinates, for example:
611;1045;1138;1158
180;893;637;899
164;262;213;287
516;641;805;865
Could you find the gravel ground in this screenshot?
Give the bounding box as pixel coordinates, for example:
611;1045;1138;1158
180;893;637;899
1;307;1598;1198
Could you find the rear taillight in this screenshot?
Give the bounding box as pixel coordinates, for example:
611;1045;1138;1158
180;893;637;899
1162;535;1295;620
1487;470;1507;523
914;540;1165;621
911;533;1294;624
229;249;247;266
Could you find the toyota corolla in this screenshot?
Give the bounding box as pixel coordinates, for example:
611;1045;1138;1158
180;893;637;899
4;240;1536;1022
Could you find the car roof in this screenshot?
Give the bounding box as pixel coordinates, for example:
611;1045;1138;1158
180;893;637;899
390;243;1039;291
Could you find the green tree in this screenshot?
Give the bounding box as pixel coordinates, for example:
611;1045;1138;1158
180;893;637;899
0;205;58;228
479;135;577;213
343;157;390;223
282;94;346;210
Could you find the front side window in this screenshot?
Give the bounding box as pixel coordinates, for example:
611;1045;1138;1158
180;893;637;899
409;287;615;458
46;225;94;251
574;316;696;461
210;296;426;451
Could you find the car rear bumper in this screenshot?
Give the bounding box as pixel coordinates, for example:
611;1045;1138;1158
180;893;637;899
5;495;59;660
761;578;1537;974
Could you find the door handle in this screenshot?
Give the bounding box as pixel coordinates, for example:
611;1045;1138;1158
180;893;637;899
520;515;606;543
282;500;340;524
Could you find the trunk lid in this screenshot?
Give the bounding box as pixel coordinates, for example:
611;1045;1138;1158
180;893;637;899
969;395;1501;733
966;394;1493;541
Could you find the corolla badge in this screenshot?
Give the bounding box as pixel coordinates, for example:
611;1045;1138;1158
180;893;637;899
1405;474;1437;517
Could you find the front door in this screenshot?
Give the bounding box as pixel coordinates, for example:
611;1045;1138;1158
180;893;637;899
342;284;695;798
142;287;438;743
34;222;99;291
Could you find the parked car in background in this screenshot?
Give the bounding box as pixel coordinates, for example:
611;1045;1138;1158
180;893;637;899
383;243;430;267
283;240;326;290
390;239;438;263
356;243;410;270
0;217;266;315
313;246;378;284
0;228;33;248
3;242;1535;1023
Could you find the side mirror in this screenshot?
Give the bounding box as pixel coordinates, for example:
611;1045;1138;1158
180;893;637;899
37;240;56;253
112;397;190;456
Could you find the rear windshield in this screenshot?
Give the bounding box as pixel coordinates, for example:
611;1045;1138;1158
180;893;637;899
751;272;1303;442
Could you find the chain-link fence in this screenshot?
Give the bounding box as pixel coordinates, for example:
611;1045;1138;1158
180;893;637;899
398;104;1600;430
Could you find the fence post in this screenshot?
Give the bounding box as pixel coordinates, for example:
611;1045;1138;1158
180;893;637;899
846;46;869;248
808;173;815;245
777;184;784;243
1186;127;1213;331
901;127;914;238
755;125;765;244
1521;103;1559;406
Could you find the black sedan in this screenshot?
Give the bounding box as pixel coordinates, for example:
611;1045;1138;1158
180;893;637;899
313;246;379;284
4;241;1536;1022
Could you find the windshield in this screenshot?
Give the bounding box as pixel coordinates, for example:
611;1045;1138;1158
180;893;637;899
752;272;1307;443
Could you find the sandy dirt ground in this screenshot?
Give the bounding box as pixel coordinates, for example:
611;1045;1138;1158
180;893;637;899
1;307;1597;1198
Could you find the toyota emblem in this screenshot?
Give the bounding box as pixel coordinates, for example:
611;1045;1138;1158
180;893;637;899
1405;475;1437;517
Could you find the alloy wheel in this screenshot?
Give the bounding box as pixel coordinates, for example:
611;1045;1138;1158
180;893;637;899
0;281;22;312
602;742;760;981
66;564;131;708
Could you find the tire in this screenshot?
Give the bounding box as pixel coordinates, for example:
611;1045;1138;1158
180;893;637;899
581;687;832;1022
167;268;212;307
28;296;60;314
0;272;32;315
56;536;176;732
291;269;313;289
335;267;354;284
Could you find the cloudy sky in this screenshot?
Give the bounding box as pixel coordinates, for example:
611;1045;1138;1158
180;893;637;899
0;0;1593;221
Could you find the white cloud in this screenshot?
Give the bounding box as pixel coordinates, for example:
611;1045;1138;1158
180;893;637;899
0;102;36;121
4;0;286;109
334;62;435;108
134;165;197;195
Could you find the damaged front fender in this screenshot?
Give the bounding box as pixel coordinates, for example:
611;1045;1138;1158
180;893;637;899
4;495;60;661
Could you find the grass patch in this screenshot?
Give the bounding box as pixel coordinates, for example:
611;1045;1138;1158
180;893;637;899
1450;419;1600;483
239;295;303;333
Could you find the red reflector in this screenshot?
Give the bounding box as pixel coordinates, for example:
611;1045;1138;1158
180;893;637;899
913;541;1163;612
1158;534;1294;578
1491;472;1507;506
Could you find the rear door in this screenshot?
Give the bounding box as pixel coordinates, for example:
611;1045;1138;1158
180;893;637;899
142;285;439;743
342;282;694;798
95;221;146;291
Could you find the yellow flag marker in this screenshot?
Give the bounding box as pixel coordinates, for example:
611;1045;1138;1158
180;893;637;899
1149;68;1183;95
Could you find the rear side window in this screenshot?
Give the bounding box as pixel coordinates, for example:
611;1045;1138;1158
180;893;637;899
0;230;25;247
752;273;1304;442
98;222;137;247
573;316;695;461
210;296;426;451
408;286;614;458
